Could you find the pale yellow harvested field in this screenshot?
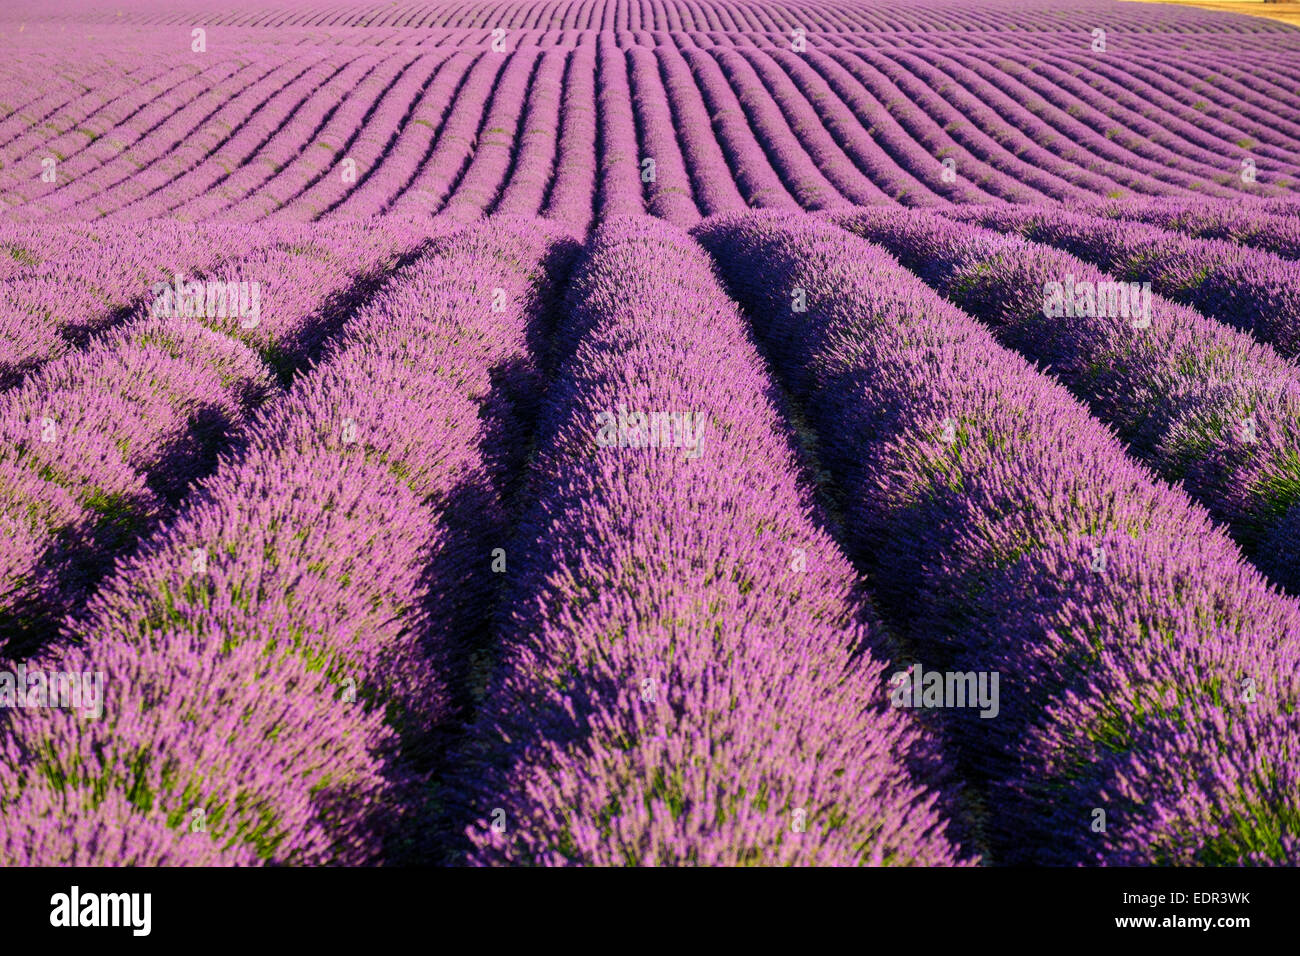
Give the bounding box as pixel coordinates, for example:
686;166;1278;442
1125;0;1300;27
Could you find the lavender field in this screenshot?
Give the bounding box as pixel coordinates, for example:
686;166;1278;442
0;0;1298;868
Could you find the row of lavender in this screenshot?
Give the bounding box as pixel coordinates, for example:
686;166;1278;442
459;216;962;865
7;210;1300;864
950;205;1300;360
0;219;427;659
3;23;1299;222
0;216;573;863
0;221;238;386
1081;197;1300;261
838;205;1300;595
1;213;972;866
696;212;1300;865
60;0;1300;38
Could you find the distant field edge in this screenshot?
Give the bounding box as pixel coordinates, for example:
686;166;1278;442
1122;0;1300;28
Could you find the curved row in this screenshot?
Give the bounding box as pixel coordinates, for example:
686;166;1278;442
3;17;1298;221
0;220;421;656
0;222;253;388
1081;197;1300;261
0;216;577;864
462;215;966;866
697;211;1300;865
953;204;1300;358
838;206;1300;593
